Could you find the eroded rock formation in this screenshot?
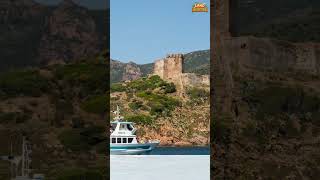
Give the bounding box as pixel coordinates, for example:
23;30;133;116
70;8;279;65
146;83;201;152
38;0;101;65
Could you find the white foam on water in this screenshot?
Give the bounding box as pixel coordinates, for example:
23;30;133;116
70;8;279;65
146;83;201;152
110;155;210;180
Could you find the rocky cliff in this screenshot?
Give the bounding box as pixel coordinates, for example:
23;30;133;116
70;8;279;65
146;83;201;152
38;0;101;65
0;0;47;70
0;0;107;70
110;60;144;83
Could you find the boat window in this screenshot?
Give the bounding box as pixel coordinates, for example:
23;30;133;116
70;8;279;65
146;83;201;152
123;138;127;143
127;124;133;131
119;124;126;130
117;138;121;143
112;138;116;143
128;138;133;143
111;123;117;130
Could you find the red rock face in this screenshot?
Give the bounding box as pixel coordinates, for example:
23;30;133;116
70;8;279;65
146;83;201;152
38;0;101;65
122;62;142;81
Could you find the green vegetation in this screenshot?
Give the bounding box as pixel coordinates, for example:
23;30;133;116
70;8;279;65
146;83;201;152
111;75;177;95
110;76;181;118
187;87;209;100
126;75;175;93
137;91;180;116
81;95;107;114
0;111;30;124
54;63;108;95
125;114;153;125
183;50;210;75
0;69;49;98
110;83;126;92
58;126;105;152
139;63;154;77
128;100;144;111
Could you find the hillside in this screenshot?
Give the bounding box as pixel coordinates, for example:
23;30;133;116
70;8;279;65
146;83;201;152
0;53;108;179
111;50;209;83
110;75;210;146
213;55;320;179
235;0;320;42
0;0;108;70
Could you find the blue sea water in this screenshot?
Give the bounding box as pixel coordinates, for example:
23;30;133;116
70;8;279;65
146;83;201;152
110;147;210;180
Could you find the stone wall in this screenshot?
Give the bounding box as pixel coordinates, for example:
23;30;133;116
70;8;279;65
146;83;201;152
222;36;320;74
154;54;209;91
181;73;210;87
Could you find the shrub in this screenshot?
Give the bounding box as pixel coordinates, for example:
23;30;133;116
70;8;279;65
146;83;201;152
58;129;91;151
54;63;108;95
162;82;176;93
0;69;49;97
81;95;107;114
187;87;209;100
137;91;180;116
128;100;143;110
126;75;176;93
0;112;30;124
125;114;153;125
58;126;105;152
111;83;126;92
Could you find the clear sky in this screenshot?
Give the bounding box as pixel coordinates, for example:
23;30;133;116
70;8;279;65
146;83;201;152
34;0;109;9
111;0;210;64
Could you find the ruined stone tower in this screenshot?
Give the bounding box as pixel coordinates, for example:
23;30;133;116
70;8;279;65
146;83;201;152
154;54;184;86
154;54;209;93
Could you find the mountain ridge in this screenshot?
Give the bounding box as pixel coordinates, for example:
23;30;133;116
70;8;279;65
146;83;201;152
110;49;210;83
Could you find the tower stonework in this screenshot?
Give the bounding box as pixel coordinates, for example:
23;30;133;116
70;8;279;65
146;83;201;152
154;54;183;86
154;54;209;92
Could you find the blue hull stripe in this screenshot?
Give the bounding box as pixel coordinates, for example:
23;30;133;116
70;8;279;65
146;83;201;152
110;145;151;150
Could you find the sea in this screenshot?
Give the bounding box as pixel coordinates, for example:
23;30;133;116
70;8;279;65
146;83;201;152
110;147;210;180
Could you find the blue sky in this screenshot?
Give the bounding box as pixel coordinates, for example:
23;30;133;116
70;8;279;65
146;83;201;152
111;0;210;64
34;0;108;9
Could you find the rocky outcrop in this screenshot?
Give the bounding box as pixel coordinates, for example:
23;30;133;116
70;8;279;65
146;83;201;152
110;60;143;83
122;62;142;81
0;0;106;69
38;0;101;65
0;0;45;23
0;0;47;70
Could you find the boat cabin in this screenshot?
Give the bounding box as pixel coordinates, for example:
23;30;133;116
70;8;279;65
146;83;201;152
110;121;138;144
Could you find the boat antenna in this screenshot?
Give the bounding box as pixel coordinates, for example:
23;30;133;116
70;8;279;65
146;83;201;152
114;105;124;121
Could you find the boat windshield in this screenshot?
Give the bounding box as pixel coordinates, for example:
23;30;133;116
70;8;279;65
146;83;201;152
110;123;117;132
119;123;134;131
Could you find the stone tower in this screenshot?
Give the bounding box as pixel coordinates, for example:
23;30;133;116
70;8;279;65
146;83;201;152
154;54;183;85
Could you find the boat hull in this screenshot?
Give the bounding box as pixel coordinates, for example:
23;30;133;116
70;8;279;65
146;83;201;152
110;142;159;155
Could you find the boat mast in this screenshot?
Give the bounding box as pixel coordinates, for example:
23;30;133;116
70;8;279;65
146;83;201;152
114;105;124;121
21;136;25;177
21;136;31;178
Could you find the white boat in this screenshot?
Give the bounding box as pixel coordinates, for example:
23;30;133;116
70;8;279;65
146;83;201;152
110;106;159;155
